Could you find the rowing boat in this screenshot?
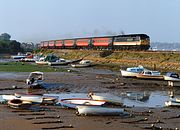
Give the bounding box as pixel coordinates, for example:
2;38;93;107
8;99;32;109
59;98;106;109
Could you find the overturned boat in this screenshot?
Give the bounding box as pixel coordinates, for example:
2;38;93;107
76;106;127;116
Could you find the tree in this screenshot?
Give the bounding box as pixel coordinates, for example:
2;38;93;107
0;33;11;41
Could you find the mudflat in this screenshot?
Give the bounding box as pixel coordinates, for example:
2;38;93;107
0;68;179;130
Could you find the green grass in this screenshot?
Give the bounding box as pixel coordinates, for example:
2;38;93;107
0;62;66;72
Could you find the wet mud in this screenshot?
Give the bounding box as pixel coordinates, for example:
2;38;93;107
0;67;180;130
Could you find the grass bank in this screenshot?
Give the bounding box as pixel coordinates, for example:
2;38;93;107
0;62;66;72
37;49;180;73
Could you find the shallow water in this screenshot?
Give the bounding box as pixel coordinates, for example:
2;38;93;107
44;90;178;108
121;91;170;107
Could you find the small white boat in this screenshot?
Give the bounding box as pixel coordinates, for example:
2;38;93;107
71;60;92;68
11;55;26;59
136;70;164;80
48;58;70;66
2;94;43;104
163;72;180;82
8;99;32;109
35;57;48;65
88;93;123;105
120;65;144;77
165;100;180;107
76;106;126;116
26;71;44;85
59;98;106;109
11;52;32;59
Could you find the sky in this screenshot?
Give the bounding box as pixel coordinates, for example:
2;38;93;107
0;0;180;43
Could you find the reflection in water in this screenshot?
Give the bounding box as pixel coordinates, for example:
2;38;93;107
122;91;150;102
42;91;175;108
121;91;170;107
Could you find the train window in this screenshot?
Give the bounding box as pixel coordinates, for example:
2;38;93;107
127;38;133;42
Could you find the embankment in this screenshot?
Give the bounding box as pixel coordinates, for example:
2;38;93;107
38;49;180;72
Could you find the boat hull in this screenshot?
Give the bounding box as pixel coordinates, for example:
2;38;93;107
165;100;180;107
71;64;91;68
163;75;180;81
35;61;48;65
48;61;69;66
8;99;32;109
76;106;126;116
60;98;106;109
136;74;164;80
89;94;123;105
2;94;43;104
120;70;139;77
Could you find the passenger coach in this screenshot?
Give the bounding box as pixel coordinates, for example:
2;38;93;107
39;34;150;51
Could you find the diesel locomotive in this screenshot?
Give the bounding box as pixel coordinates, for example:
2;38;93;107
39;34;150;50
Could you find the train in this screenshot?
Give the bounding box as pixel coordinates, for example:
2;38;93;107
39;34;150;51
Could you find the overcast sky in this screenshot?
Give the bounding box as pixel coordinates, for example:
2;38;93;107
0;0;180;43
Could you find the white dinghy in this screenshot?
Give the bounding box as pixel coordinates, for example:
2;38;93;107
2;94;43;104
59;98;106;109
88;93;123;105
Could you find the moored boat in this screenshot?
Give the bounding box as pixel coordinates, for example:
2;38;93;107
35;57;49;65
88;93;123;105
26;71;44;88
165;100;180;107
76;106;127;116
48;58;70;66
8;99;32;109
120;65;144;77
42;95;59;105
59;98;106;109
71;60;92;68
163;72;180;81
136;70;164;80
2;94;43;104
